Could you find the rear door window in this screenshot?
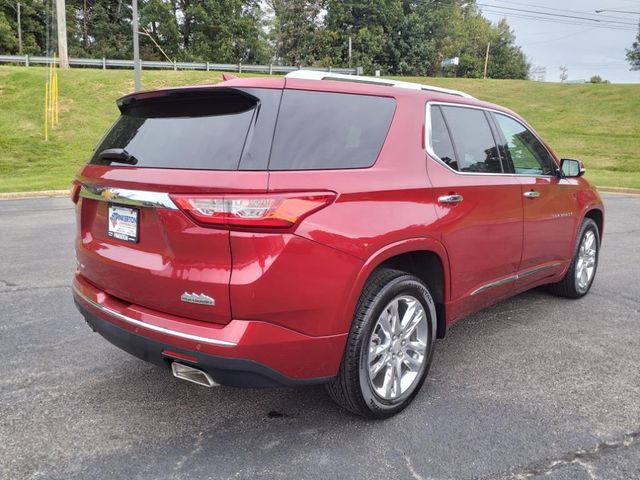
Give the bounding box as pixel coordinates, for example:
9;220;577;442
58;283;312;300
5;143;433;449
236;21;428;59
269;90;396;170
437;106;504;173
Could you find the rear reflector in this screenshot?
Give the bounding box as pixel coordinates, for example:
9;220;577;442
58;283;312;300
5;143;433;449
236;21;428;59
171;193;335;229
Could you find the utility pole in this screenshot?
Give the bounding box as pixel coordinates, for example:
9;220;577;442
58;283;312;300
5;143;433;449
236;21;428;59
483;42;490;79
55;0;69;67
17;2;22;54
348;36;352;69
132;0;141;91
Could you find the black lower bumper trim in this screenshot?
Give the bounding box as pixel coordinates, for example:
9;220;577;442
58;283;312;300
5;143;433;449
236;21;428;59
75;300;333;388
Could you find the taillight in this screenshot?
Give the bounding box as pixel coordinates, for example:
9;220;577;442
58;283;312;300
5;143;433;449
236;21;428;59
70;181;81;204
171;193;335;229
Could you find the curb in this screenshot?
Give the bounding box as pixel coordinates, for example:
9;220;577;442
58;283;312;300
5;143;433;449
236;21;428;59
596;186;640;195
0;190;70;200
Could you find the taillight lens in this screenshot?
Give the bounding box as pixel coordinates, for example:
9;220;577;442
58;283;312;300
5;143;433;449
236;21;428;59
171;193;335;229
70;181;81;204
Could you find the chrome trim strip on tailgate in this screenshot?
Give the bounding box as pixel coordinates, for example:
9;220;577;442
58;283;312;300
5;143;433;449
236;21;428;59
73;286;236;347
79;184;178;210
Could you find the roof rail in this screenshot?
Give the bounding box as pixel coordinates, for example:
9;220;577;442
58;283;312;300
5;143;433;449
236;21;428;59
285;70;476;99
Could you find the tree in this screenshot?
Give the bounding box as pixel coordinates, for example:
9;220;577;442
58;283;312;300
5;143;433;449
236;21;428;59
559;65;568;83
0;0;532;79
626;21;640;70
0;11;17;53
589;75;609;84
66;0;132;59
140;0;181;60
323;0;404;73
487;18;529;80
0;0;46;55
266;0;324;65
182;0;270;63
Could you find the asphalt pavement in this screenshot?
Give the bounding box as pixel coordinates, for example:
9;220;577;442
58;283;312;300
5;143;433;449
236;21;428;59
1;194;639;480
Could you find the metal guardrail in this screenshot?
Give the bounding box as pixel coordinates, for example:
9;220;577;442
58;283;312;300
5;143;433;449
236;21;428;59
0;54;360;75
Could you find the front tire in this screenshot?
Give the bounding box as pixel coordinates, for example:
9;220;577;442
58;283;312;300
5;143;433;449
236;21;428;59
326;268;437;418
548;218;600;298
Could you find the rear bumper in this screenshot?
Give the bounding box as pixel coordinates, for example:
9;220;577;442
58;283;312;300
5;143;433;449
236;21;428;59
73;274;345;387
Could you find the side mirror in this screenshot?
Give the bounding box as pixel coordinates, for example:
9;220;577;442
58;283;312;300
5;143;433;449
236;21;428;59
560;158;586;178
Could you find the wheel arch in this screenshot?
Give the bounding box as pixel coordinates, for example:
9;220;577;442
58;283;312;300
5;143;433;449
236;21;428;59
342;238;451;339
584;207;604;240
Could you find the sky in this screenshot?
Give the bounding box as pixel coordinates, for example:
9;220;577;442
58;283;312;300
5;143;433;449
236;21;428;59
478;0;640;83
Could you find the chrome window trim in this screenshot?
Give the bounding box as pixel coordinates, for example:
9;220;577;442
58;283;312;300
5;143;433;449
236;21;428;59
79;184;179;210
425;101;559;178
73;286;237;347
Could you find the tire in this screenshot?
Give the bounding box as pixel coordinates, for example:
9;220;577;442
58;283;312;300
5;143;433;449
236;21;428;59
325;268;437;418
548;218;600;299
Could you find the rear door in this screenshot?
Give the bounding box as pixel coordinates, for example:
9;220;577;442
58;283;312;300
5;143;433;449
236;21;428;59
490;112;579;288
426;104;524;320
75;86;281;324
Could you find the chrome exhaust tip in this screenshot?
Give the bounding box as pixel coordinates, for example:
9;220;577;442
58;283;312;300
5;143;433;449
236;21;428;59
171;362;218;388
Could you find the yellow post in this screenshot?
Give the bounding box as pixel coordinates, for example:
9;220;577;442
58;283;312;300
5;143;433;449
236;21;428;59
48;54;54;128
54;53;60;126
44;82;49;141
52;58;56;127
53;71;58;126
56;73;59;125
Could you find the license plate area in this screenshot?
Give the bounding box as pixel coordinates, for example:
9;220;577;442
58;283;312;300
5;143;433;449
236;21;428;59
107;204;139;243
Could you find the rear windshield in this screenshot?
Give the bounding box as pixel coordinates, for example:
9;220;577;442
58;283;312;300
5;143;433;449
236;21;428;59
90;89;278;170
90;88;395;171
269;90;396;170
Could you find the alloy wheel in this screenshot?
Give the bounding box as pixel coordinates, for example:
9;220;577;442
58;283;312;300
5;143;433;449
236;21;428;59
367;295;428;400
576;230;597;292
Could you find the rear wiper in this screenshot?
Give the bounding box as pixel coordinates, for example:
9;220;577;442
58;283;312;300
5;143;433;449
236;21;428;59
97;148;138;165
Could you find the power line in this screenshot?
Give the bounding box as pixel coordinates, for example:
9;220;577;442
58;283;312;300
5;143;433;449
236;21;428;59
484;0;637;22
477;3;638;26
523;27;597;46
481;8;638;31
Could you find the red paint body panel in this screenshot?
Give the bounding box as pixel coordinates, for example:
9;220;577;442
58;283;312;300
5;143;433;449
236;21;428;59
73;76;604;383
74;273;346;379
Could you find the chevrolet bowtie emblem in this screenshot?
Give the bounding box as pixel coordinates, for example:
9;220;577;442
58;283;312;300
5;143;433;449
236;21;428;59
101;189;117;201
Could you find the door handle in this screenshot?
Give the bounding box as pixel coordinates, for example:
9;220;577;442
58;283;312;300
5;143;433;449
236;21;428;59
523;190;540;199
438;194;464;204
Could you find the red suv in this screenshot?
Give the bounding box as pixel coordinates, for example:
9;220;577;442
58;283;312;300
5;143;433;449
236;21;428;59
72;71;604;418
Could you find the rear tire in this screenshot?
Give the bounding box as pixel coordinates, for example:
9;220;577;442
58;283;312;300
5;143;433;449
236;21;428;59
325;268;437;418
548;218;600;299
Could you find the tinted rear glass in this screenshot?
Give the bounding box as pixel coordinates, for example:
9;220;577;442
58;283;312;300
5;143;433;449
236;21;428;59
430;106;458;170
90;89;279;170
269;90;396;170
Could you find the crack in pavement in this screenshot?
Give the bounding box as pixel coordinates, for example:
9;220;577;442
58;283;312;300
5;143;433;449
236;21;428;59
496;430;640;479
395;448;435;480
